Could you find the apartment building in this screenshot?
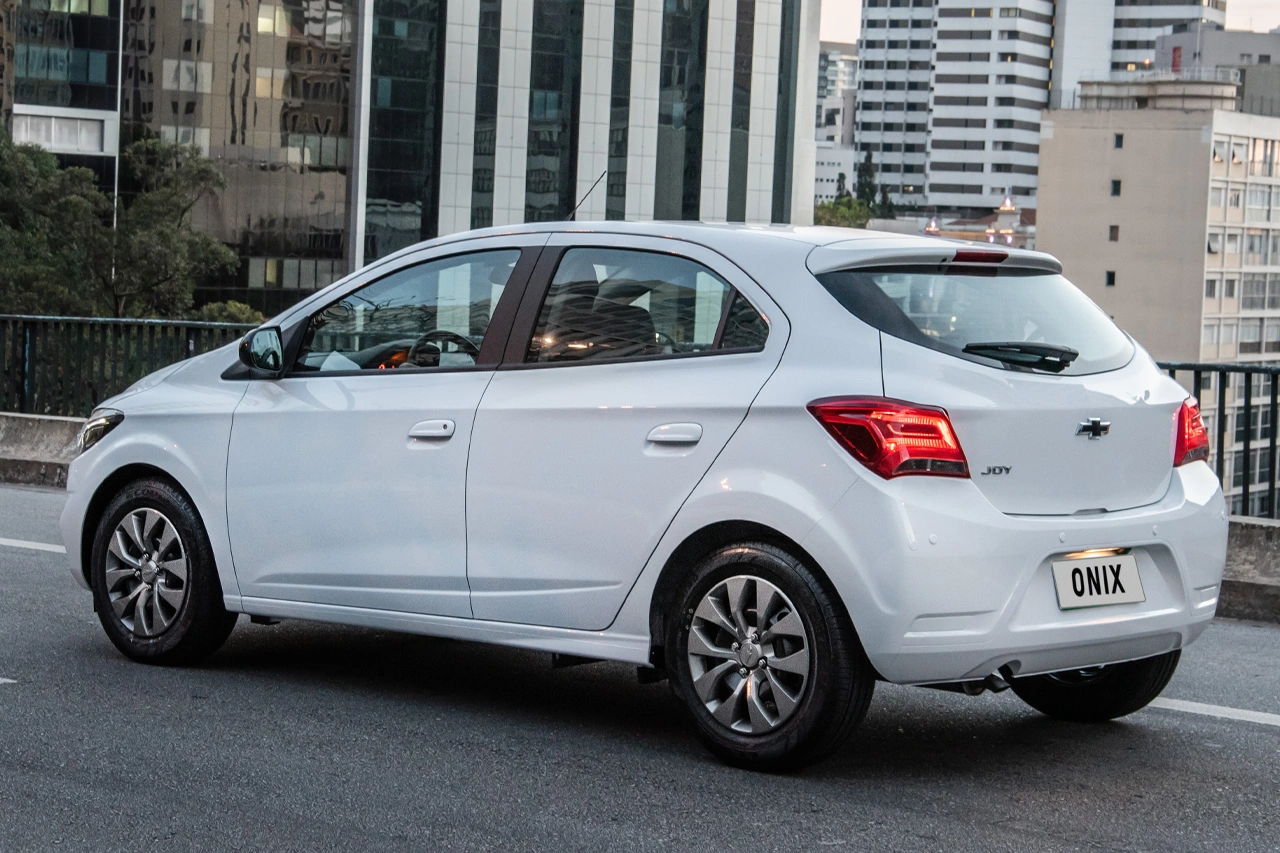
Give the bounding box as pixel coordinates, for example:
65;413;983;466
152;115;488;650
3;0;820;314
815;39;856;144
854;0;1227;212
1156;22;1280;117
1037;76;1280;513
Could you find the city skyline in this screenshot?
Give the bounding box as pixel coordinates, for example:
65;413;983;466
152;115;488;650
820;0;1280;43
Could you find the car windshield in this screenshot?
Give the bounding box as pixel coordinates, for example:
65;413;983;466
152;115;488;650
815;265;1135;375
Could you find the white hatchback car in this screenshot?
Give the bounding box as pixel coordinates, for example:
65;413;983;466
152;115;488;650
62;222;1227;769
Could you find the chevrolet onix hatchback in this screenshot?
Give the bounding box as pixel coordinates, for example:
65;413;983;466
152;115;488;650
62;223;1228;770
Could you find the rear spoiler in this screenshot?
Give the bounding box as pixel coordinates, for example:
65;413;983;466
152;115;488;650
806;238;1063;277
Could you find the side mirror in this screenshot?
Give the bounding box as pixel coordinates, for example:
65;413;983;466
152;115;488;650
238;326;285;379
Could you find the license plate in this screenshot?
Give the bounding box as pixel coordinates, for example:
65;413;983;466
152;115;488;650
1051;554;1145;610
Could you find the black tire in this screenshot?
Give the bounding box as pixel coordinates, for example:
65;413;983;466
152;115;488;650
90;477;237;664
665;542;876;771
1010;650;1181;722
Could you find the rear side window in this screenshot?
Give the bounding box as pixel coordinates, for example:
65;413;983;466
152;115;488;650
816;265;1134;375
526;248;768;364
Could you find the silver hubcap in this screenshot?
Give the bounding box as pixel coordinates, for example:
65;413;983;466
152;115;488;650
104;509;189;638
686;575;811;734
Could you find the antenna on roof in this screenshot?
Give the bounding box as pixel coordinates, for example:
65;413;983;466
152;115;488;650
567;170;608;222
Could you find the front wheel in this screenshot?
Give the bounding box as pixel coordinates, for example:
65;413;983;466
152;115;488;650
1010;650;1181;722
665;542;876;771
90;478;237;665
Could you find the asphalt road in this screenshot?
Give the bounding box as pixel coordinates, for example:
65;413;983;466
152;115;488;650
1;483;1278;852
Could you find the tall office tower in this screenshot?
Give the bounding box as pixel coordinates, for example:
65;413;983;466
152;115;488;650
854;0;934;208
5;0;820;315
926;0;1053;211
854;0;1230;214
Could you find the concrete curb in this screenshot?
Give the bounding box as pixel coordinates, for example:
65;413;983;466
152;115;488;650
0;412;82;489
1218;579;1280;625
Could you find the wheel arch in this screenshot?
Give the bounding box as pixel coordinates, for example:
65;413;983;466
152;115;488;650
646;520;856;665
79;463;199;585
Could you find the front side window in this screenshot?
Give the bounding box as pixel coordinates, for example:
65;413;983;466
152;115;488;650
526;248;767;363
295;249;521;372
816;265;1135;375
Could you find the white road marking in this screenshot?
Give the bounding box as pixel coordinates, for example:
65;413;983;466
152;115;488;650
0;537;66;554
1151;697;1280;728
0;678;16;685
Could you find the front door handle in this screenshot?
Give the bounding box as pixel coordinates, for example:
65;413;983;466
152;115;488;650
647;423;703;444
409;419;456;440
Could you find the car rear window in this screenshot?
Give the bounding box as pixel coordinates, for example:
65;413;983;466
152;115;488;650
815;265;1135;375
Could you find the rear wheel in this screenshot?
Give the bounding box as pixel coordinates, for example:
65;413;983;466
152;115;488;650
1010;650;1181;722
665;542;875;771
90;478;237;664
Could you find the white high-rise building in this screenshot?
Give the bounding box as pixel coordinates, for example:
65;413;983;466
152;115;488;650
853;0;1229;213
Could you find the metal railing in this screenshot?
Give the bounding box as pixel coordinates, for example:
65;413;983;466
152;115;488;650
1161;361;1280;519
1;315;254;418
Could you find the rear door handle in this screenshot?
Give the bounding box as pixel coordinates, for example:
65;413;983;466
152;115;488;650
647;423;703;444
409;419;456;440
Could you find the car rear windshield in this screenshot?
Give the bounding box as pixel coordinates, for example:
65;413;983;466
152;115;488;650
815;265;1135;375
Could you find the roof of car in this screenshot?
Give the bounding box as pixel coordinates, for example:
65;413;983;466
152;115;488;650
432;220;915;250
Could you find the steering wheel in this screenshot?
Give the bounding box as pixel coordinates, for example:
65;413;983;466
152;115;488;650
405;330;481;367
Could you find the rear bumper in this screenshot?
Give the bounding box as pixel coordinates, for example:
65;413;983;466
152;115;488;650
802;460;1228;685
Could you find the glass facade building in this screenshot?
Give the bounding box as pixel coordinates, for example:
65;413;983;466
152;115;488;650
3;0;818;314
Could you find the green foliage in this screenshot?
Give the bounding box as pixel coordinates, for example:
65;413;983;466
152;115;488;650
0;133;105;315
813;195;873;229
0;133;237;318
856;150;878;206
193;300;265;325
877;185;896;220
90;139;239;318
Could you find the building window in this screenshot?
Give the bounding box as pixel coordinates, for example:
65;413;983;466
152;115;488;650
1208;232;1222;254
1228;187;1243;208
1225;278;1237;299
605;0;635;221
1110;179;1121;197
1241;319;1263;354
655;0;710;220
771;0;802;224
1114;133;1124;149
10;114;104;153
523;0;585;222
1108;225;1119;242
1105;271;1116;287
1210;186;1225;208
1227;233;1240;254
1205;278;1217;298
1243;274;1267;309
1266;320;1280;353
726;0;755;223
470;0;503;229
1203;324;1218;346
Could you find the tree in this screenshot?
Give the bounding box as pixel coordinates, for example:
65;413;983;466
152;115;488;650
89;139;239;318
193;300;265;325
0;131;237;318
835;171;851;200
856;150;878;206
877;185;896;220
813;195;873;229
0;133;105;316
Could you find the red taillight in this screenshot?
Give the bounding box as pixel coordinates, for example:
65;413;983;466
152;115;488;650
808;397;969;479
1174;397;1210;467
952;249;1008;264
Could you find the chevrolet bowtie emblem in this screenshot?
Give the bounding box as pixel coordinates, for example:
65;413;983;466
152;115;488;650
1076;417;1111;439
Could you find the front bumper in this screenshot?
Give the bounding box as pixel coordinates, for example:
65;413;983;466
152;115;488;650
802;461;1228;685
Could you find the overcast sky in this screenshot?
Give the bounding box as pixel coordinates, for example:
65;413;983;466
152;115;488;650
819;0;1280;43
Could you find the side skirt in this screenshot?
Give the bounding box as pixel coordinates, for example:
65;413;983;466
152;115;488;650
228;595;652;664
